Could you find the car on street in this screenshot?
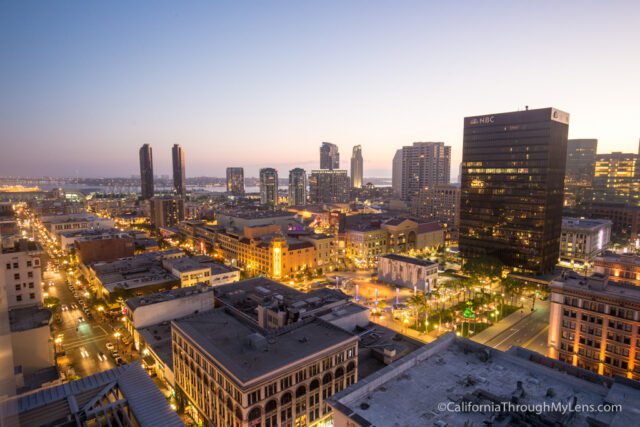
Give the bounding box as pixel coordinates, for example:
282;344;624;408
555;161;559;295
61;304;68;311
79;347;89;358
78;317;84;323
114;357;124;366
106;342;115;351
97;351;107;362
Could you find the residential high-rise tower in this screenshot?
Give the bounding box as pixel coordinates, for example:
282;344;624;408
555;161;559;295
259;168;279;207
226;167;245;196
139;144;154;200
320;142;340;170
172;144;186;196
392;149;403;198
401;142;451;201
564;139;597;208
288;168;307;206
350;145;363;188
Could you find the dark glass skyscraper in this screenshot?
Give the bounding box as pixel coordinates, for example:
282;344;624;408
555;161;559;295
172;144;186;196
459;108;569;274
288;168;307;206
139;144;154;199
320;142;339;170
226;167;245;196
564;139;597;208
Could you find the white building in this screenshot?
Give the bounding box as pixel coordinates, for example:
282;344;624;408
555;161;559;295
377;254;438;291
1;240;43;309
559;217;612;268
162;255;239;287
41;214;115;239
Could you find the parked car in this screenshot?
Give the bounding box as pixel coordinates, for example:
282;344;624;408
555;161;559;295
114;357;124;366
97;351;107;362
105;342;114;351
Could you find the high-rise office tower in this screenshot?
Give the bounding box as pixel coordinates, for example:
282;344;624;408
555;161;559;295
259;168;279;207
350;145;363;188
172;144;186;196
564;139;597;208
459;108;569;274
401;142;451;201
308;170;350;203
392;149;403;198
320;142;340;170
226;167;245;196
288;168;307;206
139;144;154;199
592;147;640;207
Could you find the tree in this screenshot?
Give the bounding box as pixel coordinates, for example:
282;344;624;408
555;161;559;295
463;255;504;281
407;294;428;327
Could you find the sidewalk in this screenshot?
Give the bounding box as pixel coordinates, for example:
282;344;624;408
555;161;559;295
471;307;536;345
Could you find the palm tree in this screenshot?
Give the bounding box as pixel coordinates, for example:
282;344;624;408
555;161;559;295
407;293;427;328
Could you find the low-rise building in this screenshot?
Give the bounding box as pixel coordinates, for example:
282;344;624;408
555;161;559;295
345;225;388;266
559;217;612;268
75;232;135;264
377;254;438;291
590;202;640;241
86;249;184;299
9;306;54;386
299;233;338;272
328;332;640;427
162;255;239;287
215;209;297;231
594;252;640;286
41;213;114;238
172;308;359;427
548;272;640;379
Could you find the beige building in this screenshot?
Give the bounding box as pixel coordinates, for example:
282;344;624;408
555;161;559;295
300;233;338;272
345;226;388;265
594;252;640;287
548;272;640;379
172;309;358;427
162;255;239;287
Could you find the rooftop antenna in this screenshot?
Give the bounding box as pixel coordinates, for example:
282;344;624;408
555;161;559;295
525;105;529;111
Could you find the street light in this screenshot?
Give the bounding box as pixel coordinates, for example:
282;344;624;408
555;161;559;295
114;332;121;352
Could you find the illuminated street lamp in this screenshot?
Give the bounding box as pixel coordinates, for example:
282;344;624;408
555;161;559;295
114;332;121;352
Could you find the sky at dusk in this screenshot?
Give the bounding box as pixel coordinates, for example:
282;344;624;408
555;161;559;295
1;1;639;179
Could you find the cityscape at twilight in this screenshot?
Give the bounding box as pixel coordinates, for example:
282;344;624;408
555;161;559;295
2;2;640;427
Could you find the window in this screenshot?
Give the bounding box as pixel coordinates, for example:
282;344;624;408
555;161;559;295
15;284;21;291
6;263;10;269
28;271;33;278
26;261;32;267
16;295;22;302
29;293;35;299
14;273;20;280
28;282;34;288
13;262;18;269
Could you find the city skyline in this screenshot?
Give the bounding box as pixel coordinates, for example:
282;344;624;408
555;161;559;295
2;1;640;178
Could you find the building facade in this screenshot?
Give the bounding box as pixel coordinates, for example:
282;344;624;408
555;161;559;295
391;149;403;198
320;142;340;170
594;252;640;287
260;168;279;207
559;218;611;268
564;139;597;208
377;254;438;291
411;183;460;231
172;309;358;427
350;145;363;189
172;143;186;196
548;273;640;380
308;170;349;204
150;196;185;228
288;168;307;206
226;167;245;197
592;149;640;207
459;108;569;274
139;144;154;200
401;142;451;201
1;240;43;309
590;202;640;241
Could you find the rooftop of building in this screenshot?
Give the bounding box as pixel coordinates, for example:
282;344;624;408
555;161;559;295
213;277;350;318
41;213;107;224
379;254;438;267
1;239;42;254
596;251;640;266
163;255;239;275
74;231;133;243
551;272;640;303
58;227;122;238
562;217;613;230
217;209;296;219
125;283;213;311
138;323;174;371
0;363;184;427
173;308;357;386
329;333;640;427
90;249;184;273
300;233;335;240
9;306;52;332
